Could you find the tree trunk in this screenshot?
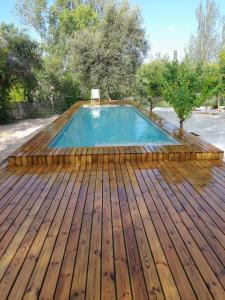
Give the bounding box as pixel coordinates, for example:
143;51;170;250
178;118;184;137
179;119;184;130
149;99;154;115
217;97;221;112
149;104;154;115
107;85;111;101
49;86;54;110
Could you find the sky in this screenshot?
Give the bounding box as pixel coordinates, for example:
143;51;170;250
0;0;225;59
130;0;225;59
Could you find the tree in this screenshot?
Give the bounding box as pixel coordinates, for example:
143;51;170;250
16;0;48;40
69;1;148;99
163;53;201;131
48;2;99;44
199;47;225;112
16;0;148;102
219;47;225;89
58;5;98;36
199;62;223;111
135;59;167;112
0;23;42;122
16;0;104;42
216;47;225;110
16;0;102;104
187;0;225;63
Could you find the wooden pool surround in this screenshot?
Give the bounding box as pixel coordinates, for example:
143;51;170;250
8;101;224;167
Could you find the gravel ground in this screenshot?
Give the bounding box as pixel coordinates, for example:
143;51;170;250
0;115;58;163
154;108;225;160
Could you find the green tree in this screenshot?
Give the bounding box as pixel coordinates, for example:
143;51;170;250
216;47;225;110
199;63;222;111
16;0;148;102
69;1;148;99
0;23;42;122
219;47;225;91
43;4;98;105
48;3;99;44
16;0;104;42
135;60;167;112
163;53;201;131
16;0;101;106
199;48;225;111
58;5;98;35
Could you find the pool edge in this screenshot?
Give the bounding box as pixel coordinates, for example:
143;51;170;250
8;100;224;167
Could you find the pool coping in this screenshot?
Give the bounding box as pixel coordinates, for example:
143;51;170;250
8;100;224;167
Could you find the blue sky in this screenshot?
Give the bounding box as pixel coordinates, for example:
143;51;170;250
130;0;225;59
1;0;225;59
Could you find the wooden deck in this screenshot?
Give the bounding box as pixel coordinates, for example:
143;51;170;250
8;101;224;167
0;159;225;299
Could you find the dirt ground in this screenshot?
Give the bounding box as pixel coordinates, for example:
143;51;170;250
0;115;58;163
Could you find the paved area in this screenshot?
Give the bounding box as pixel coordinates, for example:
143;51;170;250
0;115;58;163
155;108;225;157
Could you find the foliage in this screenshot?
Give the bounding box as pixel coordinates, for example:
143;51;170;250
69;1;148;99
0;23;42;122
16;0;48;39
135;59;167;111
219;47;225;94
187;0;225;63
199;63;223;110
9;83;25;102
16;0;104;106
16;0;103;42
56;5;98;39
162;53;202;130
12;0;224;128
15;0;148;103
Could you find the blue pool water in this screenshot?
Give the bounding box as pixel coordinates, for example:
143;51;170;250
49;105;178;147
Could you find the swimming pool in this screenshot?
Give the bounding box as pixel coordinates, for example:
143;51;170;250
49;105;179;148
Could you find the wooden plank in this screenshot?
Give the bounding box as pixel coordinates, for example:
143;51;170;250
0;167;45;248
171;161;225;244
114;162;149;299
156;161;225;288
108;162;132;300
0;166;60;299
85;161;103;300
22;165;76;299
5;165;69;299
38;165;83;300
0;167;32;207
121;162;164;299
54;164;92;300
101;162;116;300
1;156;225;299
142;161;225;299
132;162;192;299
69;163;97;300
188;161;225;213
0;166;44;226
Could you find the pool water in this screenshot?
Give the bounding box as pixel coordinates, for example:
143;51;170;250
49;105;178;148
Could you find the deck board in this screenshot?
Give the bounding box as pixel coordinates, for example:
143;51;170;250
0;160;225;299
